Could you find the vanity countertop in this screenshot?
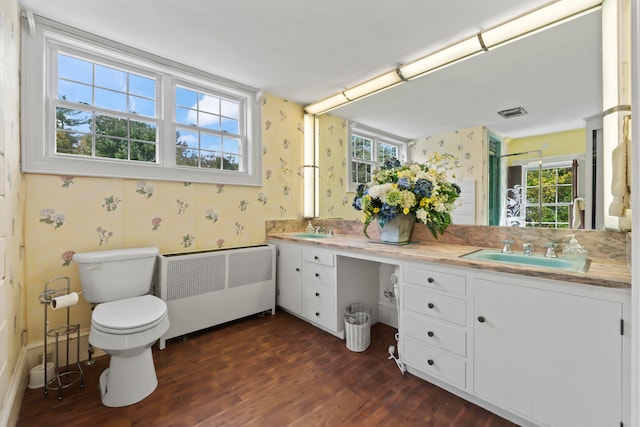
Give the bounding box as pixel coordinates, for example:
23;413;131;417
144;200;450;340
267;233;631;290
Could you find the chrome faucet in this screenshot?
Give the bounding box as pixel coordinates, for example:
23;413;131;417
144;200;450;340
327;227;334;237
315;226;326;235
522;243;534;256
544;243;558;258
501;239;514;254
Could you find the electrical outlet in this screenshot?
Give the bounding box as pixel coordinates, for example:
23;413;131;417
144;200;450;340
383;288;395;300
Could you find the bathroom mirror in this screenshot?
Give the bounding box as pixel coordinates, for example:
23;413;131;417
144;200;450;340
316;9;603;226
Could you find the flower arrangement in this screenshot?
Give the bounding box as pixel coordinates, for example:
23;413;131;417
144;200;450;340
352;153;461;239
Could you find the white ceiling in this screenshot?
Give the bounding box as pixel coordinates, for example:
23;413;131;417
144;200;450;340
20;0;602;140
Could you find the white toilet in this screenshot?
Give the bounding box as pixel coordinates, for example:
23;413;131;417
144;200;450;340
73;247;169;407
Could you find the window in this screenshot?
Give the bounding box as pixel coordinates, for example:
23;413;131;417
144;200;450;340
522;162;573;228
347;123;408;192
22;16;261;185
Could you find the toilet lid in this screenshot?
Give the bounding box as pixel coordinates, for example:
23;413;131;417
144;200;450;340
92;295;167;331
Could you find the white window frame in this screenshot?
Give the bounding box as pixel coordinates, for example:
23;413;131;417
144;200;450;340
346;121;408;192
21;15;262;186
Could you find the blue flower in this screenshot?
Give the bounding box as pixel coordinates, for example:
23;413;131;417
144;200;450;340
414;179;433;198
397;177;411;190
382;158;401;170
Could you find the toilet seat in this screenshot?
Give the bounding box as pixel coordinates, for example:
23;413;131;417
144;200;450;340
92;295;167;335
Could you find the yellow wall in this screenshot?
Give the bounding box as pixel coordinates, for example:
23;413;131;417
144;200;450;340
411;126;488;224
23;94;304;345
317;114;359;220
505;128;586;160
1;0;27;403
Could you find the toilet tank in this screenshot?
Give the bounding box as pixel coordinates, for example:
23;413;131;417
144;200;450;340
73;247;160;303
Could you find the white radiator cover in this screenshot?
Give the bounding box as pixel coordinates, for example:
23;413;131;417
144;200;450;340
157;244;276;349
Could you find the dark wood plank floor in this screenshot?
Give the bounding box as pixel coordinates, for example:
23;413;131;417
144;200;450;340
18;311;517;427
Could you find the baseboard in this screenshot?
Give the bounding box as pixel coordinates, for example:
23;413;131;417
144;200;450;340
378;301;398;328
0;347;27;427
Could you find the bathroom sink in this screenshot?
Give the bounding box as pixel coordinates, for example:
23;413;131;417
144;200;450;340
289;233;332;239
460;249;589;272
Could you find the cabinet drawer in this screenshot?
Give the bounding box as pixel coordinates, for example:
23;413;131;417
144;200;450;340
303;299;337;330
303;262;336;287
404;286;466;325
403;311;466;357
302;246;334;267
303;282;335;308
403;338;466;388
404;265;466;296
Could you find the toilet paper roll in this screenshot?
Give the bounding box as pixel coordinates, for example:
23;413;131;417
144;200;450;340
51;292;79;310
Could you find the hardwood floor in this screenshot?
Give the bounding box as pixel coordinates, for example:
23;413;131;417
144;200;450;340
17;311;517;427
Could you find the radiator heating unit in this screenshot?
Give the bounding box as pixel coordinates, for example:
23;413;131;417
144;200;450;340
157;244;276;349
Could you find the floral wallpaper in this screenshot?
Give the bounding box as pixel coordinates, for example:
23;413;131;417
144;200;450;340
1;0;27;396
24;94;305;344
411;125;488;224
317;114;360;221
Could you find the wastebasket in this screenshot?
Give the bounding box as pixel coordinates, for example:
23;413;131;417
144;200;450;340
344;303;372;352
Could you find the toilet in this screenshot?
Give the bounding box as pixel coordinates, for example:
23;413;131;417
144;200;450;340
73;247;169;407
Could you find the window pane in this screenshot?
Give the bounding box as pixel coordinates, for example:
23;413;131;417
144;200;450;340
130;119;157;142
557;205;569;223
176;87;197;108
129;95;155;117
95;136;128;159
129;74;155;99
557;168;573;184
58;54;92;84
176;106;197;126
95;64;127;92
56;130;91;155
526;187;539;203
223;154;239;170
352;136;372;160
557;186;572;203
95;88;127;112
223;137;240;154
199;111;220;131
58;80;92;104
199;94;220;114
200;151;220;169
221;99;239;119
176;148;199;166
541;186;556;203
56;107;92;133
201;134;221;151
176;129;199;149
525;206;540;223
221;117;239;134
95;114;127;138
130;141;157;162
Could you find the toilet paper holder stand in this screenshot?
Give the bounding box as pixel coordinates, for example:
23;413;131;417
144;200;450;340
38;276;84;399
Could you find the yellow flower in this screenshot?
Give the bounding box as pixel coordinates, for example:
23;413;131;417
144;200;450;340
403;207;410;215
373;207;380;213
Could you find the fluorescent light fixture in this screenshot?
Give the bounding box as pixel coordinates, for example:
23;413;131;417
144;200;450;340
343;70;403;101
399;36;484;80
304;0;603;115
303;114;317;217
304;92;349;115
482;0;602;48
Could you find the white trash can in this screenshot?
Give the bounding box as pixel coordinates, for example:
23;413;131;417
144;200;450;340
344;303;372;352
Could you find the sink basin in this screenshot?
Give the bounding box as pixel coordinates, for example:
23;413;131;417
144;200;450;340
460;249;588;272
289;233;332;239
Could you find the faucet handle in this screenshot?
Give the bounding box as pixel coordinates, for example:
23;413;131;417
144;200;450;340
501;239;514;254
522;243;533;256
544;242;558;258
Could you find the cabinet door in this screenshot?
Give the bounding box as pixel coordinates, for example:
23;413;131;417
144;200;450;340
474;278;622;427
275;243;302;314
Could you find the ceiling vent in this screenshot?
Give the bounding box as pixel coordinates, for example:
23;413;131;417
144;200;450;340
497;106;527;119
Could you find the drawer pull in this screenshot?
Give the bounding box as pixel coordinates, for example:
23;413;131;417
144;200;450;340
295;268;300;272
477;316;486;323
427;359;434;366
427;302;435;309
427;331;434;337
315;273;320;278
315;312;320;317
427;277;435;283
314;255;319;260
315;292;320;297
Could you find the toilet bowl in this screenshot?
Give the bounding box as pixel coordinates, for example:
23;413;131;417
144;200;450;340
73;247;169;407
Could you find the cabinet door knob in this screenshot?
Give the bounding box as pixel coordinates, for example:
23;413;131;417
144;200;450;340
315;312;320;317
477;316;486;323
427;302;435;309
315;292;320;297
315;273;320;278
427;331;434;337
314;256;319;260
427;359;434;366
427;277;435;283
295;268;300;272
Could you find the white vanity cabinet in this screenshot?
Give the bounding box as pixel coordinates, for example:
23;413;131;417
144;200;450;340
473;276;627;427
302;246;338;331
274;241;302;314
401;263;469;389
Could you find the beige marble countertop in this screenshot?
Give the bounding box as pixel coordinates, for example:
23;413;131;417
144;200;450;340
267;233;631;290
